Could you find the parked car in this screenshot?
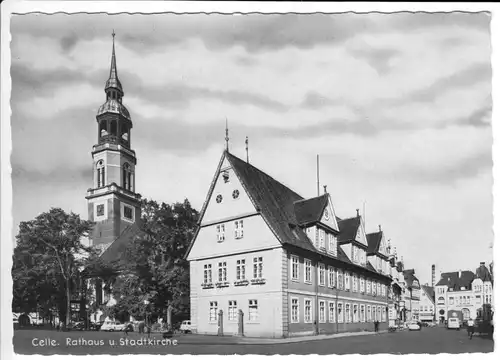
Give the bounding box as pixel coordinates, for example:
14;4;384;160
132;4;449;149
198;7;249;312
408;321;421;331
100;320;128;332
180;320;193;334
90;321;104;331
447;317;461;330
70;322;86;331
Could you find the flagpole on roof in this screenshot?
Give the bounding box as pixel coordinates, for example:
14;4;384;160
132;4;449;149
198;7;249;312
317;154;320;196
225;118;229;152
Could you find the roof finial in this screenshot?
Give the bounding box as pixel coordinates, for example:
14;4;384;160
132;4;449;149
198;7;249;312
379;224;382;232
356;208;359;217
225;118;229;152
245;136;249;163
323;185;327;194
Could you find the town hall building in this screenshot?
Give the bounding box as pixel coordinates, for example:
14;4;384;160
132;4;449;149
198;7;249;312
186;150;393;338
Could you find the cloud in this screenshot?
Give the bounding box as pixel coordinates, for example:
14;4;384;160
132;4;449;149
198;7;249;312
348;47;400;75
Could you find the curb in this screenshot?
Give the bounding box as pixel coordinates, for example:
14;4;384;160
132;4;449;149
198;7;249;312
177;330;389;345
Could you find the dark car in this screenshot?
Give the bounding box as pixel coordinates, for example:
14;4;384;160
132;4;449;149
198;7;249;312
90;321;104;331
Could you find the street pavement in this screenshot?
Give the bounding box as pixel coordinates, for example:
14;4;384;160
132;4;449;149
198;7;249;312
12;326;494;355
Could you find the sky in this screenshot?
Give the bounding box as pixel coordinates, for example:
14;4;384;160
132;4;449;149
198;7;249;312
10;12;493;285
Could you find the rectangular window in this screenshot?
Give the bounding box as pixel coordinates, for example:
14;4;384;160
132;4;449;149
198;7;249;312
319;229;325;249
291;256;299;281
236;259;246;280
123;205;133;220
203;264;212;284
377;306;381;322
319;263;326;286
338;270;344;290
304;259;312;284
253;257;263;279
228;300;238;321
353;275;358;292
328;234;337;256
367;305;371;321
353;304;358;322
304;299;313;323
216;224;225;242
345;272;350;291
377;283;381;296
234;220;244;239
450;297;454;305
373;282;377;296
249;300;258;321
338;302;344;323
319;301;326;323
382;307;386;322
209;301;218;322
218;261;227;282
346;303;351;323
291;298;299;323
361;304;365;322
366;280;371;294
360;277;365;293
328;267;336;288
96;204;105;217
329;302;335;323
382;284;386;296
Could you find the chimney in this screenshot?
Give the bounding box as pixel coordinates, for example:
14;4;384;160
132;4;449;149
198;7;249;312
432;264;435;287
356;209;360;217
323;185;327;194
379;224;382;232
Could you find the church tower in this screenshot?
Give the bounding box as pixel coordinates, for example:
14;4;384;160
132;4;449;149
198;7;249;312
86;32;141;248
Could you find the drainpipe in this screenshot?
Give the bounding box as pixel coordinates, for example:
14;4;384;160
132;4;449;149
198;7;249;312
314;259;319;335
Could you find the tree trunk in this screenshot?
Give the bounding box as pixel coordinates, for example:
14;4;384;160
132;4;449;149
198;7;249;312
66;277;71;329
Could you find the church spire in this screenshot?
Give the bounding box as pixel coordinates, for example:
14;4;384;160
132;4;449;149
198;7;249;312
105;30;123;96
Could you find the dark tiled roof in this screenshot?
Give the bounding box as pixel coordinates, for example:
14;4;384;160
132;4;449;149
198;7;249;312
99;223;145;266
294;194;329;226
226;152;316;252
475;264;493;282
421;285;435;303
366;231;382;254
435;270;475;290
223;152;390;279
337;217;360;243
365;261;377;272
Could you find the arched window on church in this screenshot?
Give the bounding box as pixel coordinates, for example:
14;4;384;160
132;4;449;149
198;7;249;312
122;163;132;191
97;160;105;188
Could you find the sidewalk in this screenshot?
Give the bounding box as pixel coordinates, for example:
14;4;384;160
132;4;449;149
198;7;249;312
173;330;389;345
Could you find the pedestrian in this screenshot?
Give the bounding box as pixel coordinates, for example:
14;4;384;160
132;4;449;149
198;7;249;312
138;321;144;334
467;318;475;340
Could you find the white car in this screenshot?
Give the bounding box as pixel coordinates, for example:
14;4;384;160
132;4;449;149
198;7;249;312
100;320;128;332
408;321;421;331
180;320;193;334
447;318;461;330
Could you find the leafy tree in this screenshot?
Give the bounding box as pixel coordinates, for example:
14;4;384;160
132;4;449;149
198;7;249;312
110;198;198;325
12;208;95;327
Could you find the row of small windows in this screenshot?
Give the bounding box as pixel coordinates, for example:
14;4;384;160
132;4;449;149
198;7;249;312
209;300;259;322
290;256;387;296
203;257;264;284
419;306;435;312
307;228;337;256
216;220;244;242
290;298;386;324
95;160;133;191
